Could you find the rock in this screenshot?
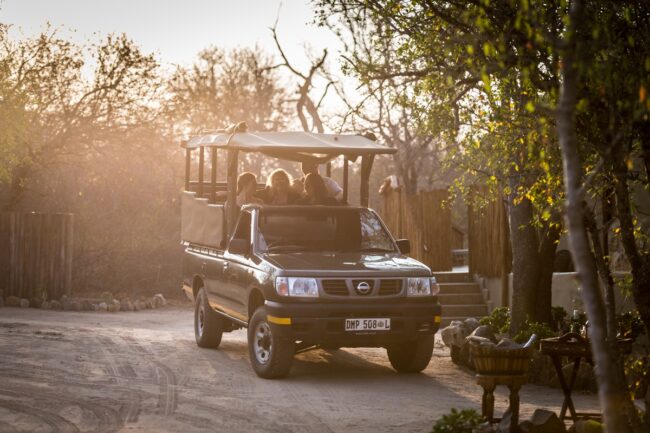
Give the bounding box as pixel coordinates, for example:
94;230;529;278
98;302;108;312
108;300;120;313
70;301;81;311
441;324;470;347
19;298;30;308
469;325;497;342
527;350;557;385
152;294;166;308
522;409;565;433
6;296;20;307
30;298;43;308
50;300;63;310
120;298;134;312
82;300;94;311
496;407;514;433
464;317;480;333
145;300;153;309
568;419;603;433
41;301;51;310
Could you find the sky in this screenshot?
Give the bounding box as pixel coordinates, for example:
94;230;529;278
0;0;342;72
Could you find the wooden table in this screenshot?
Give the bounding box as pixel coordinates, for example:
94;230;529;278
540;333;633;423
476;374;528;432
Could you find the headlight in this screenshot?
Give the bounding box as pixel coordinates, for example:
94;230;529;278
407;277;432;296
275;277;319;297
430;276;440;296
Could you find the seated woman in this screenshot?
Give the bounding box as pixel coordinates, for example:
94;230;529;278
299;173;339;205
236;172;263;206
256;169;301;205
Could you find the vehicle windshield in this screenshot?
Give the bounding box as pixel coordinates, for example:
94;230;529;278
257;207;396;253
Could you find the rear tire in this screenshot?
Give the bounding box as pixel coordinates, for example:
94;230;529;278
248;307;294;379
386;335;434;373
194;287;223;348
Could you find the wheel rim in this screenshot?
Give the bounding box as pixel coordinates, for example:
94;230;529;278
197;301;205;338
254;322;272;364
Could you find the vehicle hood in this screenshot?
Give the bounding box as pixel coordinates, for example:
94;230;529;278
261;252;431;275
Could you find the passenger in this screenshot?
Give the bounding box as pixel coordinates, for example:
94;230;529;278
257;169;301;205
299;173;339;205
293;161;343;201
236;172;263;206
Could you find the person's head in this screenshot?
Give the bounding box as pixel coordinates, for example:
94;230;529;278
304;173;328;203
267;169;292;194
301;161;319;176
237;172;257;195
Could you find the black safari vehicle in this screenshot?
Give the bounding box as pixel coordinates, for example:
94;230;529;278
180;125;442;378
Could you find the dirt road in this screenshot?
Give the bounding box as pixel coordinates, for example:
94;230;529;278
0;306;599;433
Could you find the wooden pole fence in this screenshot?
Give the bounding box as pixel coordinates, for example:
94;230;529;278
0;212;73;301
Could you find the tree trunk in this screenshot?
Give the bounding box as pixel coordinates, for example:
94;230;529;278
556;2;632;430
507;179;543;332
612;158;650;339
534;219;561;325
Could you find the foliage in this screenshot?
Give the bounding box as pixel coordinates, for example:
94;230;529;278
569;311;588;334
478;307;510;335
551;306;568;331
624;352;649;401
617;311;646;340
513;321;555;344
431;408;486;433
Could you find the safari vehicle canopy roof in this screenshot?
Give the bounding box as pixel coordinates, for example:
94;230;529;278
181;127;395;247
183;131;396;157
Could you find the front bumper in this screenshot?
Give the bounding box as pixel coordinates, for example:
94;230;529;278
264;299;442;348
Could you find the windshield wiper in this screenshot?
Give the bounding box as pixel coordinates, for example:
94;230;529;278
266;244;311;253
351;247;395;253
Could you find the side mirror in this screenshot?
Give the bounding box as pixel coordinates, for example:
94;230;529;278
228;238;250;256
396;239;410;255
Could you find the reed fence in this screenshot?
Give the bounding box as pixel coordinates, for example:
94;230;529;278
0;212;73;300
380;189;452;271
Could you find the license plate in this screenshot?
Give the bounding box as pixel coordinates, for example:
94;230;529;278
345;318;391;331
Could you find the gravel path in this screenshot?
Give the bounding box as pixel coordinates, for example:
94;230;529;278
0;306;599;432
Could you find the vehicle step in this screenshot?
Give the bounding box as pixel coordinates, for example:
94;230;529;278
441;304;489;317
438;282;481;294
433;272;473;283
437;293;485;305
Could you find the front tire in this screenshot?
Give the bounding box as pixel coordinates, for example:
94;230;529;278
247;307;294;379
386;335;434;373
194;287;223;348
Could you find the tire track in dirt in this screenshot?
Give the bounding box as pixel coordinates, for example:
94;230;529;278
0;385;124;433
0;398;80;433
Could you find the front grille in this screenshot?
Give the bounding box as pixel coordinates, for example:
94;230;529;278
322;279;350;296
352;279;375;295
378;279;403;295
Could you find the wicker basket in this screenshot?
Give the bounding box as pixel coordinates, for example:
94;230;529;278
469;342;535;375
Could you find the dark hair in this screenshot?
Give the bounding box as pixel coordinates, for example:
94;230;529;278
237;172;257;195
304;173;329;203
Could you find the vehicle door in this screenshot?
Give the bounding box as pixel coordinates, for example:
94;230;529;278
221;210;255;320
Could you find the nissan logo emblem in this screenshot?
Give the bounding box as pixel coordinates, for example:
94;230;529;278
356;281;371;295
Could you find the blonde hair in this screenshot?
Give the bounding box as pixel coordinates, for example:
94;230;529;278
266;169;292;189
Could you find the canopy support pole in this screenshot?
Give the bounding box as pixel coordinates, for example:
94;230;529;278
184;147;191;191
360;155;375;207
342;157;349;204
210;148;218;203
198;146;205;198
226;148;239;237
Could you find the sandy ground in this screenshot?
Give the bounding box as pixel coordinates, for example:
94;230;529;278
0;306;600;433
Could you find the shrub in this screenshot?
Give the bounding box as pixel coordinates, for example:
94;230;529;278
479;307;510;334
617;310;645;339
551;306;568;331
513;321;556;344
431;408;486;433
